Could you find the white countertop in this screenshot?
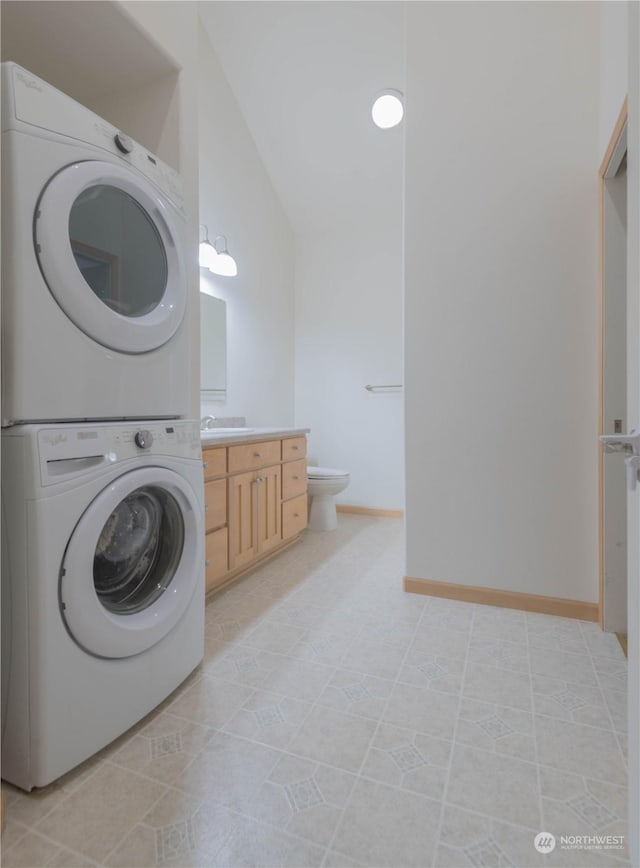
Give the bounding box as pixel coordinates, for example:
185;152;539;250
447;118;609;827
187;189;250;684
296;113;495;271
200;426;310;446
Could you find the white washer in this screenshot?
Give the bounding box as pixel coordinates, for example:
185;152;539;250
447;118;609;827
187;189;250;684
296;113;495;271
1;63;191;426
1;419;204;791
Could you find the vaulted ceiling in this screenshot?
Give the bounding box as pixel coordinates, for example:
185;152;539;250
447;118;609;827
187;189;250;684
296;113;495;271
198;1;405;237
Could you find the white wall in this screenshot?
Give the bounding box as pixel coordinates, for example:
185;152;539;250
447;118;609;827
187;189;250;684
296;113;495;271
600;0;629;162
625;3;640;861
294;223;404;509
404;1;600;601
198;25;296;428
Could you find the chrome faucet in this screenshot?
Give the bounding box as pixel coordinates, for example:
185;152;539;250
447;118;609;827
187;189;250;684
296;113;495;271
200;415;217;430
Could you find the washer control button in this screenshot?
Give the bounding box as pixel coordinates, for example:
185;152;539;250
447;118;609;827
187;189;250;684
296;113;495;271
114;132;134;154
134;430;153;450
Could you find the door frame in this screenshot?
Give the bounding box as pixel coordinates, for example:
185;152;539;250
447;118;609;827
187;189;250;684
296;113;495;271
598;97;628;628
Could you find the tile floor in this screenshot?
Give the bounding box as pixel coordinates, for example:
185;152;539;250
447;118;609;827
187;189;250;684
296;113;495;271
1;516;630;868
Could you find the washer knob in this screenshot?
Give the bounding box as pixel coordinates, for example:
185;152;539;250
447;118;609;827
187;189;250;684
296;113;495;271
114;132;133;154
135;430;153;450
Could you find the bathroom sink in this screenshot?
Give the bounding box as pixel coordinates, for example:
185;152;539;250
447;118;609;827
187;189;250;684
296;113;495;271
201;427;254;438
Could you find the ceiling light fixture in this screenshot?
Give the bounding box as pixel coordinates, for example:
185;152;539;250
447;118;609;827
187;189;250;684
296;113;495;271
371;89;404;129
199;225;238;277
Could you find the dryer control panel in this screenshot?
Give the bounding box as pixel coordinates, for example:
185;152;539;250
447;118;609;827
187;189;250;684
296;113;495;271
1;63;185;214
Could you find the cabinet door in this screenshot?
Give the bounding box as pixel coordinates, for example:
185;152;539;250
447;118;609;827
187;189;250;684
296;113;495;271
205;527;229;593
282;493;308;539
228;470;258;570
204;479;227;532
256;464;282;555
202;447;227;480
282;458;307;501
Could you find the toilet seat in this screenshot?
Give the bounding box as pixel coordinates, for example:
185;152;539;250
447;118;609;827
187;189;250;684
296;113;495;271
307;466;349;479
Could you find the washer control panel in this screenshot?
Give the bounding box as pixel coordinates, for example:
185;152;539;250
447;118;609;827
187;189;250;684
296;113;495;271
134;429;153;450
36;420;202;487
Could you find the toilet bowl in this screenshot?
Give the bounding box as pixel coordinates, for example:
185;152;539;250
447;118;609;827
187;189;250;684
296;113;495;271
307;466;350;532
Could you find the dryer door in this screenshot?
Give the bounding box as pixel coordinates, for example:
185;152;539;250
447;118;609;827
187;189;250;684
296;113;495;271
60;467;202;658
35;161;186;354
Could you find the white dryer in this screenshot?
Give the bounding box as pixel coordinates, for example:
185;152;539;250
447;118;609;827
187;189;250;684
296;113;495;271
1;63;192;426
1;419;204;791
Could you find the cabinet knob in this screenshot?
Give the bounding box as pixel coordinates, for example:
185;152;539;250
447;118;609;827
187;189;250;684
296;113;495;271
292;445;299;451
254;452;262;458
293;512;300;518
293;475;299;480
205;559;211;566
203;461;209;468
204;504;209;512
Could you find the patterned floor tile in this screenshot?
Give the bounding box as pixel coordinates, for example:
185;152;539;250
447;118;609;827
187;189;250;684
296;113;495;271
288;705;377;772
398;650;466;694
331;777;441;867
456;697;536;762
437;804;540;868
467;636;529;673
165;674;254;729
171;731;282;812
315;668;394;720
447;744;541;828
383;681;459;739
531;673;613;729
2;516;629;868
463;662;532;712
244;754;356;847
34;764;167;863
535;715;627;785
471;606;527;645
529;647;598;688
340;631;407;680
221;689;312;750
110;712;216;786
360;721;451;800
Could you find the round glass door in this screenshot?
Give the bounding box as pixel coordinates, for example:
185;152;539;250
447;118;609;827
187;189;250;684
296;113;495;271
61;468;203;659
94;485;184;615
69;185;168;319
35;161;186;354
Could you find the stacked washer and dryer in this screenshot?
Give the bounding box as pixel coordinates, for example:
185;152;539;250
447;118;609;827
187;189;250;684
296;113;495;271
1;63;205;790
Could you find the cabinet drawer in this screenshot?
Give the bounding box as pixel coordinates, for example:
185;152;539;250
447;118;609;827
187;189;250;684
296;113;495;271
282;493;307;539
228;440;280;473
202;447;227;480
282;436;306;462
282;458;307;501
204;479;227;531
205;527;228;593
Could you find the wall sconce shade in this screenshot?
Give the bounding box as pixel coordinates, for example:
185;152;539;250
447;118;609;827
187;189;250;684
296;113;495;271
371;89;404;129
199;225;238;277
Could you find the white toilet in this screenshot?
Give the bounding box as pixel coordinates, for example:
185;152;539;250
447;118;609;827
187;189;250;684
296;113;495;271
306;466;350;532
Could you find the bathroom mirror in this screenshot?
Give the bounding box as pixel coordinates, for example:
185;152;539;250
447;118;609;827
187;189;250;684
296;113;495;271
200;293;227;395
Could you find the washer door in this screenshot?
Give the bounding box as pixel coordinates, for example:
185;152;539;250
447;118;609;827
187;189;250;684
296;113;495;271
61;467;202;659
35;161;186;354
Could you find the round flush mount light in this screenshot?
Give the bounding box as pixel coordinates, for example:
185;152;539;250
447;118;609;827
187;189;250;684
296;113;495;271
371;89;404;129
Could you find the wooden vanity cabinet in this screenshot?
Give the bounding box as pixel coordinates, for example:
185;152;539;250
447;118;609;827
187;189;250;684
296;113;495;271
202;434;307;595
202;448;228;592
281;446;307;541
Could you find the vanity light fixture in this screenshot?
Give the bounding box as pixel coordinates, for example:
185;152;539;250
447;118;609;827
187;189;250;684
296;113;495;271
199;225;238;277
371;89;404;129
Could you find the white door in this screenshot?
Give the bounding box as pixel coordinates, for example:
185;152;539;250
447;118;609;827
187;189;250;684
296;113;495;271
60;467;202;659
603;154;628;634
35;161;186;353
